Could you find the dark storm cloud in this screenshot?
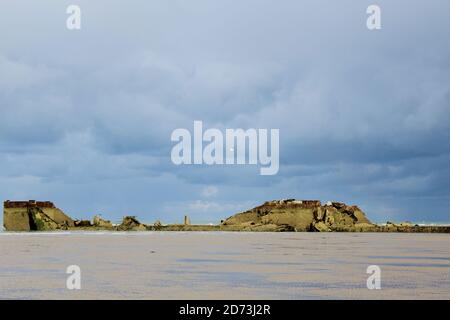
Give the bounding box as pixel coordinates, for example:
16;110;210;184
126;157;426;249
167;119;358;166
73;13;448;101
0;0;450;225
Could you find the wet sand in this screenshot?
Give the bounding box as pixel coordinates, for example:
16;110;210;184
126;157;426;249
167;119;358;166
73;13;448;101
0;232;449;299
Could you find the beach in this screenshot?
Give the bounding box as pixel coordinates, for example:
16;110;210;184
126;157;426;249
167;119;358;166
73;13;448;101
0;232;449;299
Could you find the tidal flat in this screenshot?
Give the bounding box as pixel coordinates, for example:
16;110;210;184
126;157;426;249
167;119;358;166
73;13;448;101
0;232;449;299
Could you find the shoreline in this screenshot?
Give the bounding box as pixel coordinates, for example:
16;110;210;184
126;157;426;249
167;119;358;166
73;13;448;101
1;224;450;233
4;199;450;233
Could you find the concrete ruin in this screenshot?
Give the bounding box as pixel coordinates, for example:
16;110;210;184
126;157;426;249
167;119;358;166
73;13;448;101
3;200;74;231
117;216;147;231
93;215;113;229
3;201;149;231
222;199;373;232
3;199;449;233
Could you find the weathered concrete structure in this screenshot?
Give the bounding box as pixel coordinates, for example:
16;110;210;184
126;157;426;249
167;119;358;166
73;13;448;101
222;199;373;232
3;200;74;231
117;216;147;231
4;199;449;233
93;215;113;228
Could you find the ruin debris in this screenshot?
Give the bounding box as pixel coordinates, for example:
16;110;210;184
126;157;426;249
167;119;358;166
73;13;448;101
222;199;373;232
3;199;450;233
117;216;147;231
74;220;92;227
152;220;162;231
93;215;113;229
3;200;74;231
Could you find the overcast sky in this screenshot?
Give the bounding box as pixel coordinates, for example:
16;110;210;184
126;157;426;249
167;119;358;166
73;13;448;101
1;0;450;225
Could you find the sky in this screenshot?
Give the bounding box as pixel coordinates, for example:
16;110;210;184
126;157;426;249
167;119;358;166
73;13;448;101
1;0;450;226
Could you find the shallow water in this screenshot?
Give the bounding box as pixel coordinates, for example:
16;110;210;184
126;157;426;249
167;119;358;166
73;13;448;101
0;232;449;299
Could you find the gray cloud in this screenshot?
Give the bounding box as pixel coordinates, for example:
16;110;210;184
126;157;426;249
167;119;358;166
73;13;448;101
1;0;450;226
